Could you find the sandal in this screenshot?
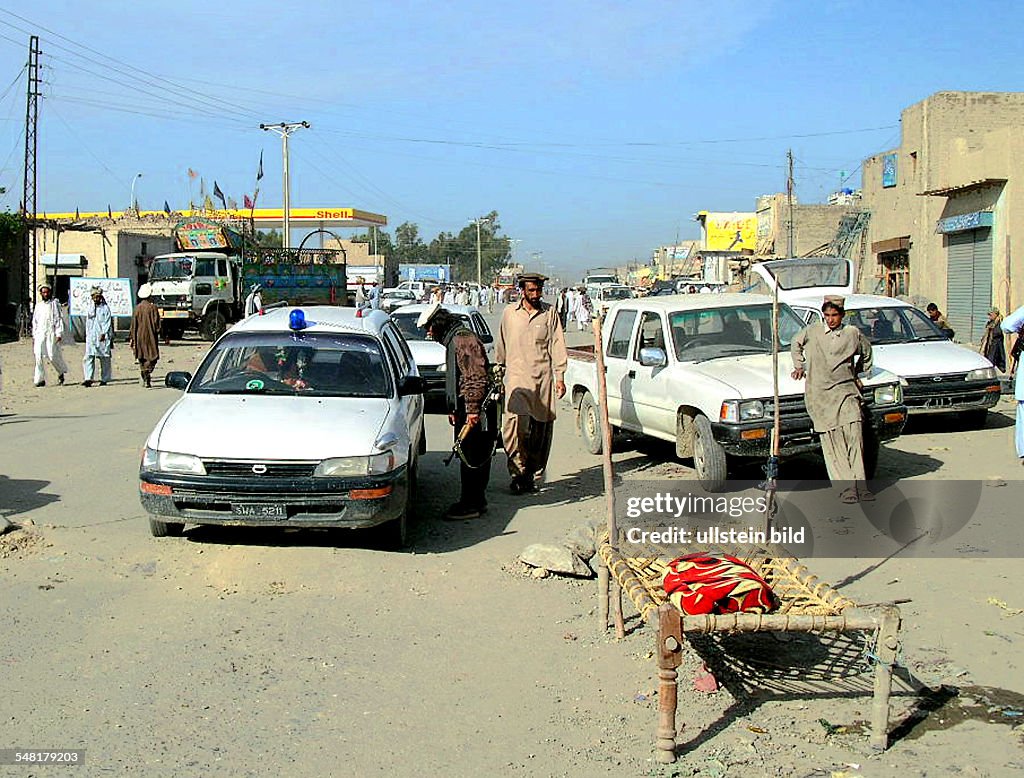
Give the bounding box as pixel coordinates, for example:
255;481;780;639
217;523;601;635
839;488;859;504
858;488;876;502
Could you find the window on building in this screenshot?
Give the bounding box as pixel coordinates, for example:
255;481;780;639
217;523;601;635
879;251;909;297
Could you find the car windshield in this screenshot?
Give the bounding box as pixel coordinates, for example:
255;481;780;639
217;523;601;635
763;258;850;290
392;311;471;342
603;287;632;300
843;306;946;344
669;303;805;362
189;332;392;397
150;258;193;281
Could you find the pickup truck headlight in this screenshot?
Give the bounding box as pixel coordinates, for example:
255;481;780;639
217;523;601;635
313;452;396;477
720;400;765;423
873;384;902;406
967;367;997;381
141;447;206;474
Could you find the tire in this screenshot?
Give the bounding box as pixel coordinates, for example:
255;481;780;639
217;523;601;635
578;391;604;455
959;409;988;430
163;322;186;341
379;454;415;550
201;310;227;342
149;517;184;537
692;414;727;492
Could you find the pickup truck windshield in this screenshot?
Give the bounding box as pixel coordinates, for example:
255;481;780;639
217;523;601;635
391;311;472;342
670;303;805;362
189;332;392;397
150;258;193;281
763;258;850;290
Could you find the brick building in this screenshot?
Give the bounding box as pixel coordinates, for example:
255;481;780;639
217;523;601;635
859;91;1024;342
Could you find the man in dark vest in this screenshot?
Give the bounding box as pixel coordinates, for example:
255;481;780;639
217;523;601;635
418;302;497;520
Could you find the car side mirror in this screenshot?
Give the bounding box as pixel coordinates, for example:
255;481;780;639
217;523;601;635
479;332;493;344
398;375;426;396
165;371;192;390
638;347;667;367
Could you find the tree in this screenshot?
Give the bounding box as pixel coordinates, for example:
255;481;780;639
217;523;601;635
0;211;24;266
395;221;428;264
255;228;282;247
351;228;395;261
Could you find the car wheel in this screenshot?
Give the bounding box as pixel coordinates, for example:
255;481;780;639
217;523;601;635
379;454;415;550
579;391;604;455
959;409;988;430
149;518;184;537
692;415;727;492
201;311;227;342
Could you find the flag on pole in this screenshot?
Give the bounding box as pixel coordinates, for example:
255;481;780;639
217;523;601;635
203;195;214;212
227;197;238;210
200;178;206;196
108;205;112;219
243;193;254;210
187;168;198;179
213;181;227;210
164;201;172;215
75;207;80;219
256;151;264;181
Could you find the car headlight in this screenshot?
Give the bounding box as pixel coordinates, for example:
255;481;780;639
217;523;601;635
313;452;396;477
720;400;765;423
967;367;997;381
141;447;206;474
873;384;902;406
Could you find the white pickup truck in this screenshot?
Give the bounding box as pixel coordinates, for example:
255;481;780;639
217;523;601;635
564;293;908;490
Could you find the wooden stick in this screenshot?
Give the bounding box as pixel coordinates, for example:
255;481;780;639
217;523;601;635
656;602;684;764
592;313;618;548
871;606;901;751
597;562;610;631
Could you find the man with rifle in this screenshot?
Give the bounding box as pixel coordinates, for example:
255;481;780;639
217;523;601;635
418;303;498;519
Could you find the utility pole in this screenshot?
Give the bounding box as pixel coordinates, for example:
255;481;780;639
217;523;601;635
260;121;310;249
786;149;795;257
471;215;493;285
21;35;40;330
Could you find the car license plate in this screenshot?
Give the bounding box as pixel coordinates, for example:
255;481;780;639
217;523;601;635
231;503;286;519
924;396;954;408
160;310;190;319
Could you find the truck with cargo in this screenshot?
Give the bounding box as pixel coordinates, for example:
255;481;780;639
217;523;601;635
563;293;908;490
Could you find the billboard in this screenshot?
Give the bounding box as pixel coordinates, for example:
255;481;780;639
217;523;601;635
69;277;134;317
701;213;758;251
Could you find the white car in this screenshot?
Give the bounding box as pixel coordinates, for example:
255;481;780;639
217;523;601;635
787;293;1001;426
389;304;494;399
380;289;419;313
139;306;426;547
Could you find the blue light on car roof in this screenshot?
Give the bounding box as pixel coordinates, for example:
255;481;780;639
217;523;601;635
289;309;308;331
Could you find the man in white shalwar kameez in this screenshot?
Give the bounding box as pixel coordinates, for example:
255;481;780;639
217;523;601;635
32;284;68;386
1002;304;1024;465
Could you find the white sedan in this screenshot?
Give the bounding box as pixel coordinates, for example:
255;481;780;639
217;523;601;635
389;304;494;400
788;293;1001;426
138;306;426;547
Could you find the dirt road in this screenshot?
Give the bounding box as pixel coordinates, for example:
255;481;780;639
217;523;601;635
2;321;1023;777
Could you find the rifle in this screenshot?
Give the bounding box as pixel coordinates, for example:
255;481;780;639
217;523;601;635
443;364;503;468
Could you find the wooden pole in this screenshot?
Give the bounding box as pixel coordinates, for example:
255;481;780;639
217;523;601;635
764;280;782;536
592;313;625;638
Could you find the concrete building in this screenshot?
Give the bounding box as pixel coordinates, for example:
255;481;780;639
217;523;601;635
755;193;863;257
859;91;1024;342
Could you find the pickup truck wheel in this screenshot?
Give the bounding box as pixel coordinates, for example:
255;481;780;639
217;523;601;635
149;518;184;537
692;415;727;492
579;392;604;455
201;311;227;341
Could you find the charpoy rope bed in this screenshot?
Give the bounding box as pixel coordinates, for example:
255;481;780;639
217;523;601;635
597;535;902;764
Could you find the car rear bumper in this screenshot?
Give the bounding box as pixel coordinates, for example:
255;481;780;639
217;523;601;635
138;466;408;529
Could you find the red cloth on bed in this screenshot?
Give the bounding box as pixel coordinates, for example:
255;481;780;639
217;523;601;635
661;553;777;615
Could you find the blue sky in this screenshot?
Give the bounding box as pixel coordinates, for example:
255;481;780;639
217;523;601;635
0;1;1021;279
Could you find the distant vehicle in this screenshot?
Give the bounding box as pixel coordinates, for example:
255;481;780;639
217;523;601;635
139;306;427;547
588;283;633;317
583;267;619;286
380;289;419;313
564;293;906;490
746;256;854;304
390;304;494;400
495;264;523;297
149;251;244;341
787;293;1001;427
387;280;431;301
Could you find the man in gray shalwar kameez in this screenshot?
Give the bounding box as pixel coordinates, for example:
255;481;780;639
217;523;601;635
791;295;874;502
82;286;114;387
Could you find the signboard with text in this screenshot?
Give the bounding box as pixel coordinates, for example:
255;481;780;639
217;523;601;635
69;277;134;317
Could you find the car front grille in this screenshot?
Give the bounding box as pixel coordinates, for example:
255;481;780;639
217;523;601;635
201;460;318;478
905;373;969;386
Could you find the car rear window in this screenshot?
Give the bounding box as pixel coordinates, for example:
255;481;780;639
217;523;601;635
190;332;392;397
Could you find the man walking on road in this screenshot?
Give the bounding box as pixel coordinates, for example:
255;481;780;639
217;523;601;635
419;302;498;519
82;286;114;387
31;284;68;387
1001;304;1024;465
496;272;567;494
129;284;161;388
791;295;874;502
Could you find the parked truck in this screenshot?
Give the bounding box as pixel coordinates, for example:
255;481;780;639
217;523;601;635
564;293;908;490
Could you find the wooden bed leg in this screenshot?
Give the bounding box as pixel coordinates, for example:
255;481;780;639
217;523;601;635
598;562;610;631
656;602;684;764
612;576;626;639
870;606;901;751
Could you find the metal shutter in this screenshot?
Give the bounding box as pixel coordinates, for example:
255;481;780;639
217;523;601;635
946;228;993;343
